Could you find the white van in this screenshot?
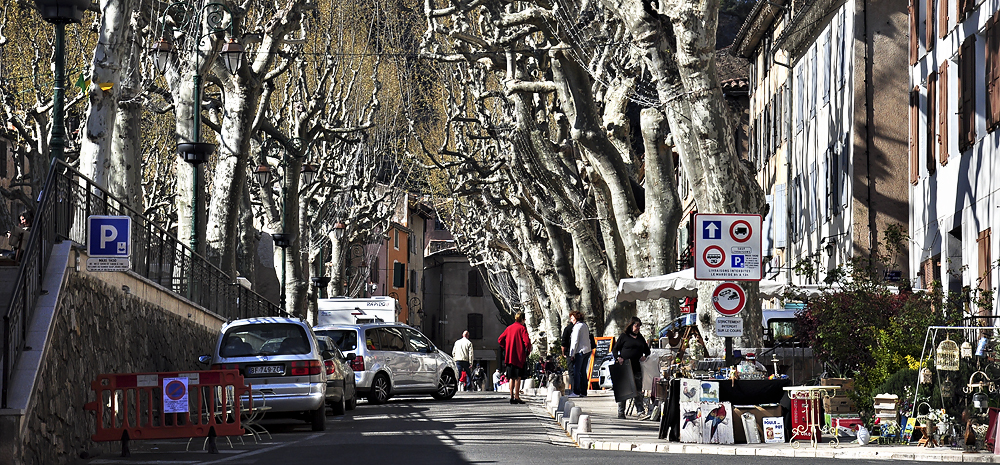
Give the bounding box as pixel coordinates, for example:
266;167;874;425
317;297;399;325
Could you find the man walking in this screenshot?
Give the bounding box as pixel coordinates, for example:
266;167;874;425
453;330;474;390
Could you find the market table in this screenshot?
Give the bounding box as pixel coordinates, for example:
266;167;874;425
658;377;791;441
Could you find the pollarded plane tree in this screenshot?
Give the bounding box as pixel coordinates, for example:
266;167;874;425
411;60;585;349
0;2;94;230
417;0;690;340
250;0;419;318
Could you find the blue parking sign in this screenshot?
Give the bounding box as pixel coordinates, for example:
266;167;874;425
87;216;131;258
731;254;745;268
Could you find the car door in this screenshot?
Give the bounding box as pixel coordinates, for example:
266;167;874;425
375;327;413;391
403;327;438;389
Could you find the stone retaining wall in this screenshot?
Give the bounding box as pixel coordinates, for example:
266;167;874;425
17;272;217;463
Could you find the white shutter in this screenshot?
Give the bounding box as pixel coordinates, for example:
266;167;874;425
764;194;775;255
809;163;818;232
775;184;787;248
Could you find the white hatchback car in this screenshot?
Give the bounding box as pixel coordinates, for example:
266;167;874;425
313;322;459;404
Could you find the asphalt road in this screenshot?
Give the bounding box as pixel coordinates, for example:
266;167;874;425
74;391;932;465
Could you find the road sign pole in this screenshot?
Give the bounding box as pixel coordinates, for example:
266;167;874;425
725;336;734;366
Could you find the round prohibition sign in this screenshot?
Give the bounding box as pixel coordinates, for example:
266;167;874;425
703;245;726;268
730;220;753;243
712;282;746;316
164;380;186;401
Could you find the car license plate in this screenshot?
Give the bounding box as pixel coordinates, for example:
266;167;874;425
248;365;284;376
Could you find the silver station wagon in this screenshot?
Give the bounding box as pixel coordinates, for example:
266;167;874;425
314;322;459;404
201;317;330;431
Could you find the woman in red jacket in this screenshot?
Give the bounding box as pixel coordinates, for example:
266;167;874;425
498;311;531;404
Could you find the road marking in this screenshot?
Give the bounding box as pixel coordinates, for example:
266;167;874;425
200;433;324;464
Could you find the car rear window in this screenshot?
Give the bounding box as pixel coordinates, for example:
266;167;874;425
315;329;358;352
221;323;310;356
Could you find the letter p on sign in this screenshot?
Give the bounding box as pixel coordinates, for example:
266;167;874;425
87;216;131;258
100;225;118;248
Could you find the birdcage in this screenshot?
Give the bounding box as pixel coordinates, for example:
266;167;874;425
919;367;933;384
936;337;960;371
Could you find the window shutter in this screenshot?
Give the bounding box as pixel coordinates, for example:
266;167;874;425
809;163;817;231
978;228;992;293
939;0;948;38
939;60;950;164
959;36;976;152
910;2;919;64
764;194;774;255
927;71;937;175
393;262;405;288
824;31;832;103
775;185;787;248
927;0;935;51
910;87;920;184
989;14;1000;130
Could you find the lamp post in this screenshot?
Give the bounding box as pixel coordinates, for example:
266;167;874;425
151;1;243;255
253;139;317;310
33;0;89;162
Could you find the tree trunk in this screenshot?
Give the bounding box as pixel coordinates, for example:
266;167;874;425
79;0;135;191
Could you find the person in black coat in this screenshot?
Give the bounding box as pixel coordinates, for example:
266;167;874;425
612;316;651;419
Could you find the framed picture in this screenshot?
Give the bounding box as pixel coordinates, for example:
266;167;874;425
701;401;734;444
763;416;785;443
679;402;703;443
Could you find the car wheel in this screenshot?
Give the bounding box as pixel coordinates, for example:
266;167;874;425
368;373;391;404
432;370;458;400
346;382;358;410
331;395;346;415
311;405;327;431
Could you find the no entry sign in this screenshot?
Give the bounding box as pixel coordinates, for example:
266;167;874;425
711;282;746;316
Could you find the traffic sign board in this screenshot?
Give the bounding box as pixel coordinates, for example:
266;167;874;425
87;216;131;258
711;282;746;315
715;317;744;337
694;213;762;280
162;377;189;413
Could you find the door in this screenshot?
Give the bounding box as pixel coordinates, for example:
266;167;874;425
403;328;439;389
374;327;413;390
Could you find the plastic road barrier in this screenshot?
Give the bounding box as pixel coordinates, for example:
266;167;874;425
84;370;249;456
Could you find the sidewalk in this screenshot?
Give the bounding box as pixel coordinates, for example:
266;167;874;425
530;388;1000;462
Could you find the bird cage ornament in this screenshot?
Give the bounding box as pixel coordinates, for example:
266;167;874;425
936;337;961;371
962;341;974;359
919;367;934;384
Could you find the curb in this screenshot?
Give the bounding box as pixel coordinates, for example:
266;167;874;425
535;391;1000;462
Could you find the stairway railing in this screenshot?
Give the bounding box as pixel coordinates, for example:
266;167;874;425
2;159;284;408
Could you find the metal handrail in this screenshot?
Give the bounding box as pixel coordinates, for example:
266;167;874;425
2;159;285;408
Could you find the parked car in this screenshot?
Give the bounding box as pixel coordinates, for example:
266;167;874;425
315;335;358;414
200;317;329;431
313;322;459;404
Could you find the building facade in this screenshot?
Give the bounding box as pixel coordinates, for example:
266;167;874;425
909;0;1000;308
734;0;911;285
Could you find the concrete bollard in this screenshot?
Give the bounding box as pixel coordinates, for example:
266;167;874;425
557;395;568;412
563;400;575;418
578;414;592;433
549;390;561;407
569;406;582;425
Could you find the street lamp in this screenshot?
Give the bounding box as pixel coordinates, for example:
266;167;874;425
332;221;346;240
33;0;89;163
311;276;331;299
253;138;317;310
150;0;243;256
